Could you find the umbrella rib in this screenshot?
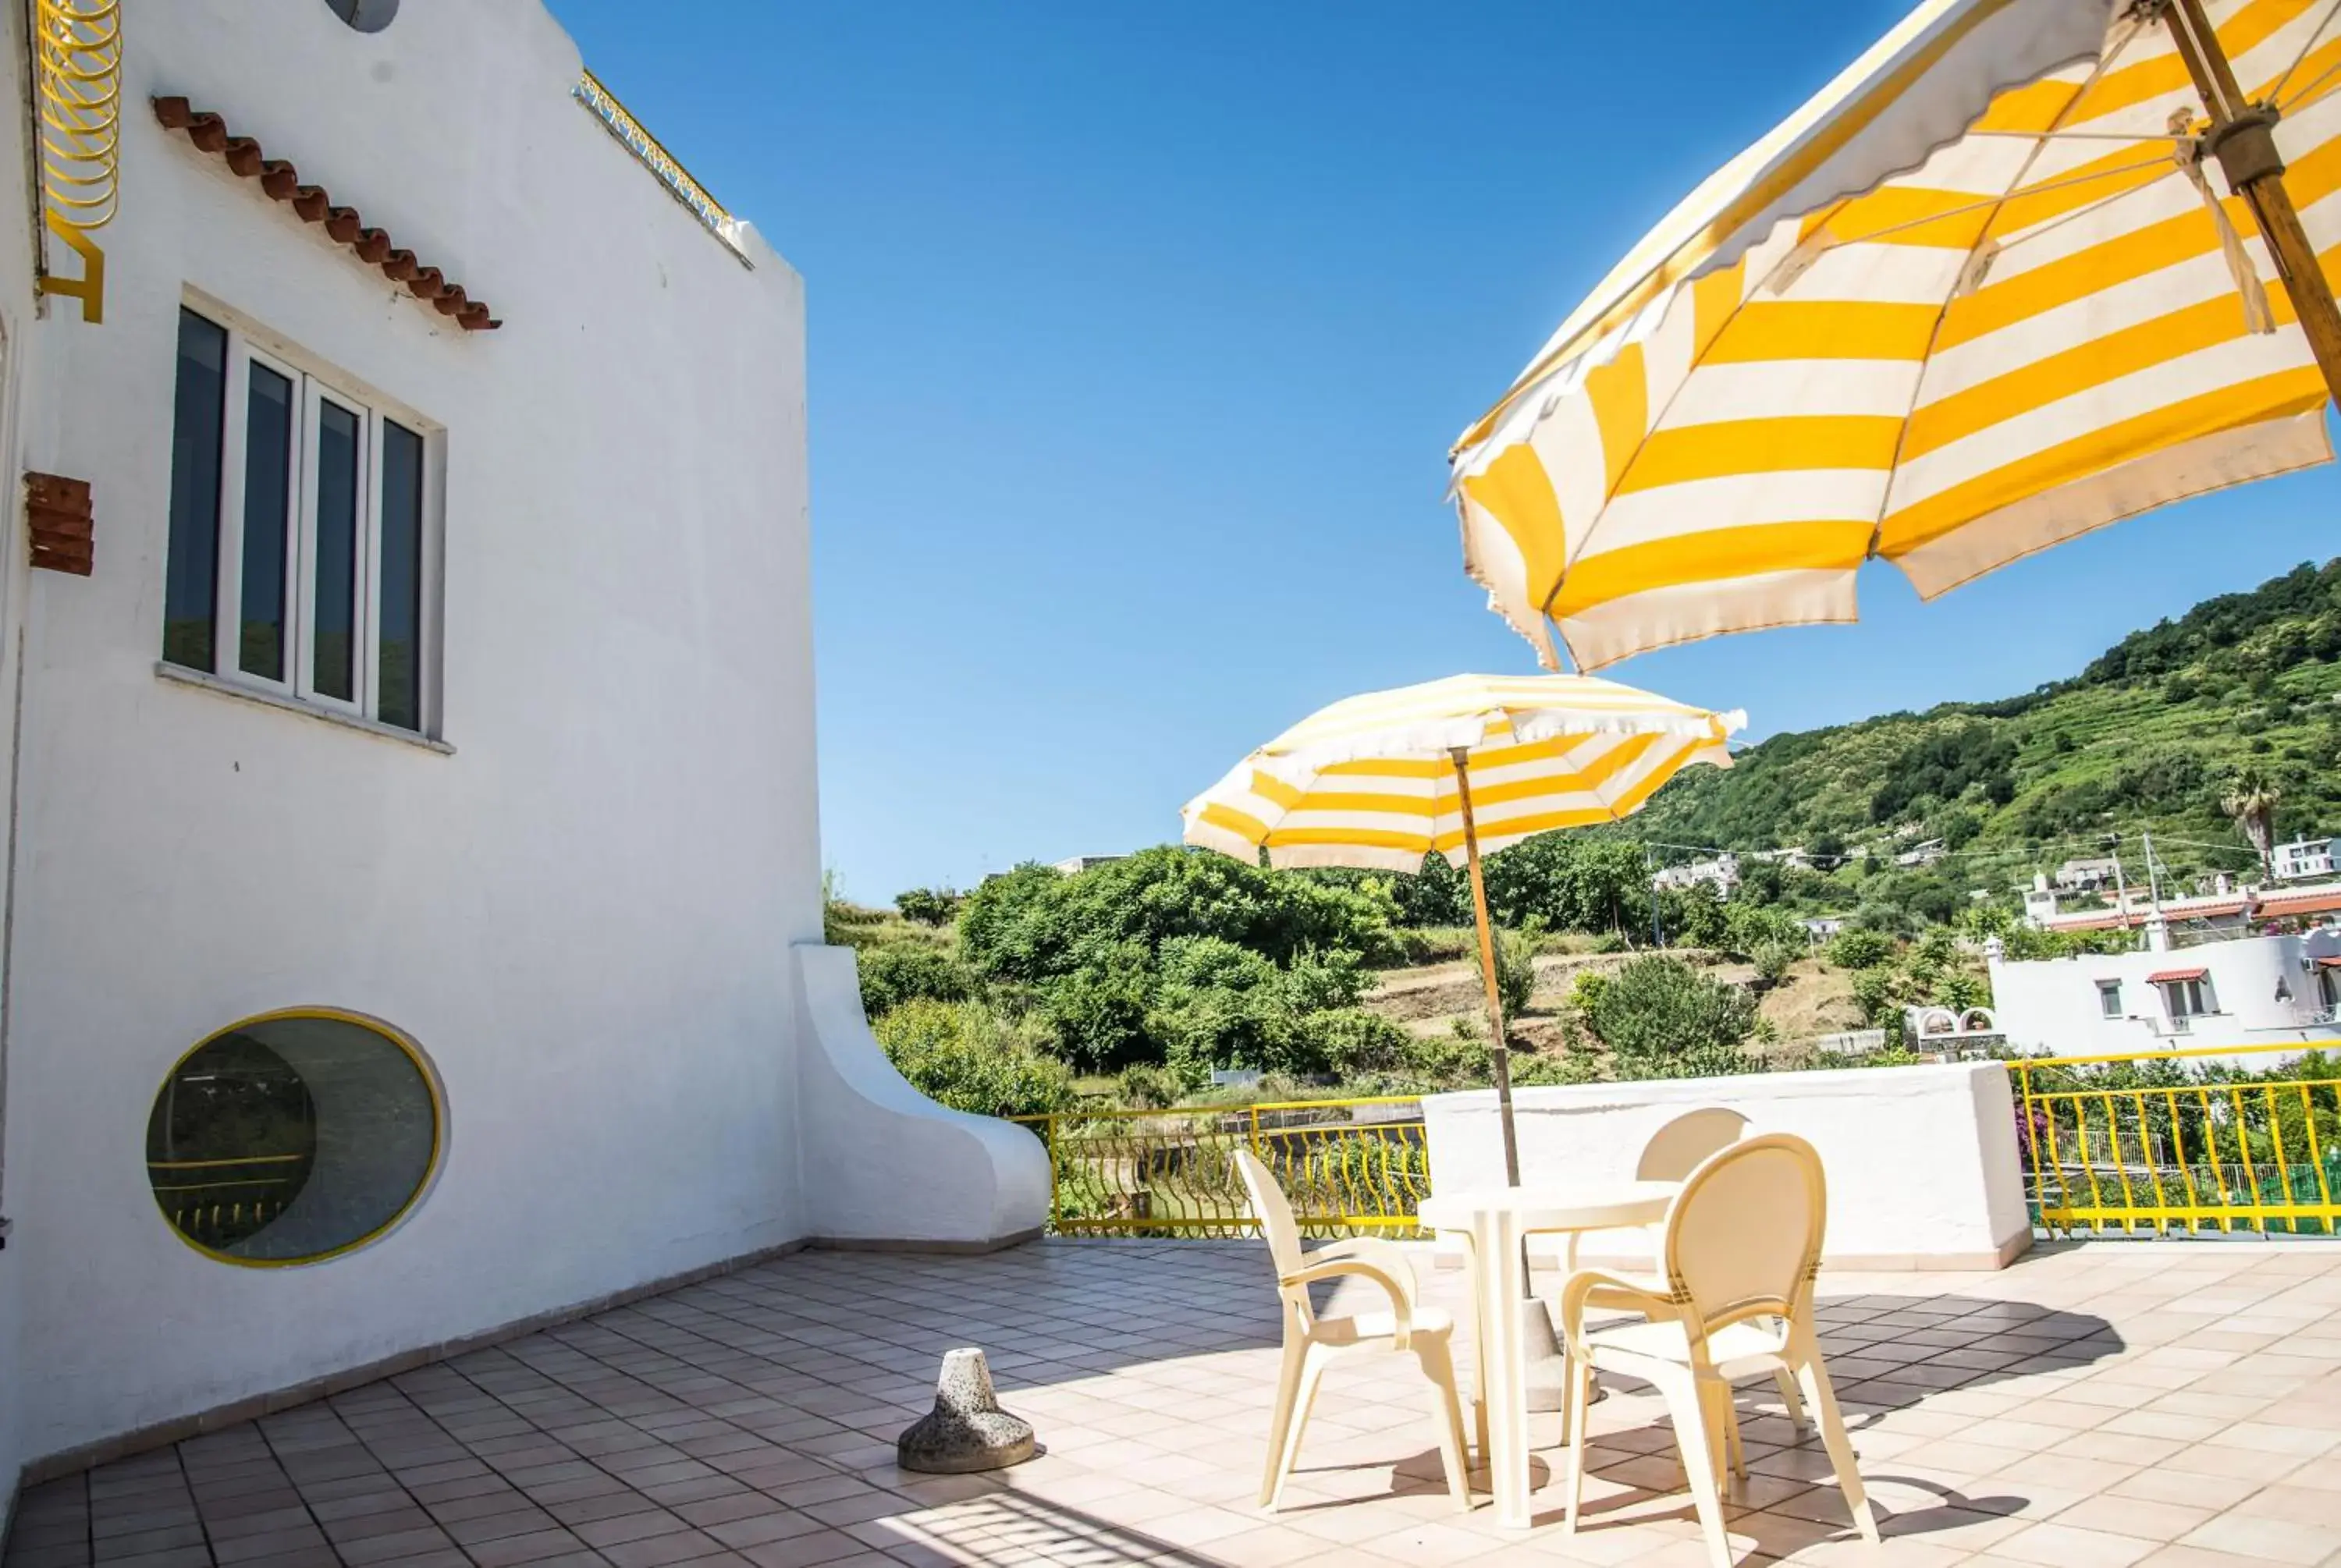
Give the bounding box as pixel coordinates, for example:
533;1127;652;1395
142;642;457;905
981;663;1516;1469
2280;55;2341;109
2268;0;2341;105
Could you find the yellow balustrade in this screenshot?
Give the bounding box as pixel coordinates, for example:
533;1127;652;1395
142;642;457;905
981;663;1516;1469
1014;1096;1430;1238
33;0;119;323
2014;1043;2341;1238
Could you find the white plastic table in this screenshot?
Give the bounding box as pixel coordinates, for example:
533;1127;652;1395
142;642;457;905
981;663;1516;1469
1418;1181;1678;1528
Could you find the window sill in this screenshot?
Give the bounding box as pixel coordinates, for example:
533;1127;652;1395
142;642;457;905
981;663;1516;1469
155;662;454;755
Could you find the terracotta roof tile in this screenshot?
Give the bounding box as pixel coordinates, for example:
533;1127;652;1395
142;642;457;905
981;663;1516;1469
151;96;500;332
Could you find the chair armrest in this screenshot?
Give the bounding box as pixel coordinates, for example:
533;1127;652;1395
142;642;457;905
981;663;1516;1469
1310;1236;1417;1296
1557;1267;1672;1350
1278;1257;1416;1348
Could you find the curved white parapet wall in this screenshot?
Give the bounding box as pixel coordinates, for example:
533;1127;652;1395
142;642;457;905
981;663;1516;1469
1424;1062;2032;1271
793;944;1050;1250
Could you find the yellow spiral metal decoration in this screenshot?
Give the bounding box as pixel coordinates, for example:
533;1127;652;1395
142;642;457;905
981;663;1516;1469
34;0;121;323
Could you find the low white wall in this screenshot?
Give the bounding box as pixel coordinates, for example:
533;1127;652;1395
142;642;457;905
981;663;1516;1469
794;945;1050;1249
1423;1063;2031;1270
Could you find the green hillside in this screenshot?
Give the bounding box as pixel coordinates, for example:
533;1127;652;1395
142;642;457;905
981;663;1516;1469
1626;559;2341;906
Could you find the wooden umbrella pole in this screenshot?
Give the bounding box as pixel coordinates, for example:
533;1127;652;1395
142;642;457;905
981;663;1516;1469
1451;747;1521;1186
2166;0;2341;406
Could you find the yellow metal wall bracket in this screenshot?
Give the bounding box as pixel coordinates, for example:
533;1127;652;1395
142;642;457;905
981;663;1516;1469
37;208;104;323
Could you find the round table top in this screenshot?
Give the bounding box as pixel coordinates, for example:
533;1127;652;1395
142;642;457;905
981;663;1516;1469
1417;1179;1677;1234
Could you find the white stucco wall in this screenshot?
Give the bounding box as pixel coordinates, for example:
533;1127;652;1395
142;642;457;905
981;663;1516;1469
1989;931;2341;1066
794;945;1050;1247
1423;1064;2033;1270
2;0;829;1464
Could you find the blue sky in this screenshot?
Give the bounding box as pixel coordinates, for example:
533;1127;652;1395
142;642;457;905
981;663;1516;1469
546;0;2341;903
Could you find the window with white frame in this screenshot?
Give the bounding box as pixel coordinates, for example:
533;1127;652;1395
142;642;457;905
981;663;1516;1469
2095;979;2122;1019
2158;975;2213;1018
163;307;435;733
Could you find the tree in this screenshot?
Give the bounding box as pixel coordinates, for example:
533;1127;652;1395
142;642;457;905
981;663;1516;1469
1482;832;1647;934
893;886;963;926
1583;956;1762;1080
2222;765;2283;874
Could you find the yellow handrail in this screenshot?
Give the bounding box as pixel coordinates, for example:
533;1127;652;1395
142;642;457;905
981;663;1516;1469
2015;1044;2341;1238
33;0;119;323
1013;1094;1431;1238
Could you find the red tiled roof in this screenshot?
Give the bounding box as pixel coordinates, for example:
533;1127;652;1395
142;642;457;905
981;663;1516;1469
151;97;499;332
2145;967;2208;984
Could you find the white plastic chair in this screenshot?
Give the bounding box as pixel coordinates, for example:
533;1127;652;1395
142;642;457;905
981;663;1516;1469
1557;1134;1877;1568
1562;1105;1750;1277
1232;1148;1472;1513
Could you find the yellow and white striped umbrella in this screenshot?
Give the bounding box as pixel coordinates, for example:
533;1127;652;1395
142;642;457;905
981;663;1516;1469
1451;0;2341;672
1181;674;1742;874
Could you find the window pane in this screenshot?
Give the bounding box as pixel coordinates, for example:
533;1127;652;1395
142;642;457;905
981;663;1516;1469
240;364;295;681
313;400;361;701
145;1014;438;1263
378;420;425;731
164;310;227;670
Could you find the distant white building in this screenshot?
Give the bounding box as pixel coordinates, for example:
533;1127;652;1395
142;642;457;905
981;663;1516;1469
2053;857;2122;893
2273;836;2341;882
1988;929;2341;1064
1653;853;1739;897
1800;914;1848;942
1051;854;1127;875
1895;839;1948;868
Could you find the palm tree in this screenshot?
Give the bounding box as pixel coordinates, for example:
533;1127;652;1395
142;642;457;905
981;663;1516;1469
2222;766;2282;876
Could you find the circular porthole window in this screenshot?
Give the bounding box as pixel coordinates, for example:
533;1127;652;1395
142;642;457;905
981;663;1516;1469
324;0;400;33
146;1012;440;1265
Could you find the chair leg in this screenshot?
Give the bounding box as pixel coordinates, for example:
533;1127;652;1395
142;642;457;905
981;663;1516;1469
1412;1336;1475;1513
1459;1238;1491;1463
1266;1346;1329;1512
1650;1364;1735;1568
1561;1354;1592;1535
1259;1332;1308;1508
1720;1382;1747;1482
1773;1368;1806;1431
1792;1339;1878;1546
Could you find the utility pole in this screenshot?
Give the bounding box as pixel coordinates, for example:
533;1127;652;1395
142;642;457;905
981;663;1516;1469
2103;833;2135;933
1647;848;1664;949
2142;829;2167;921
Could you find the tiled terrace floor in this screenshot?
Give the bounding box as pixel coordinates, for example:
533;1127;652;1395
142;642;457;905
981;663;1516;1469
6;1240;2341;1568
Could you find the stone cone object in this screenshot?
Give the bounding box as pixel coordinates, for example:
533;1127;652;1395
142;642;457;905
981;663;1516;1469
897;1348;1039;1474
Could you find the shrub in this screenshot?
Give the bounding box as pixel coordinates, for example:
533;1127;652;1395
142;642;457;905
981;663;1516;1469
856;942;974;1019
874;998;1075;1119
1584;956;1762;1080
1494;928;1537;1019
1114;1062;1191;1109
1825;928;1894;970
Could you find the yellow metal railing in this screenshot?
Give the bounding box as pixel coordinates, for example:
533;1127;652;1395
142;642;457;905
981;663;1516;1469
1014;1095;1430;1238
2014;1043;2341;1237
572;69;750;264
32;0;120;322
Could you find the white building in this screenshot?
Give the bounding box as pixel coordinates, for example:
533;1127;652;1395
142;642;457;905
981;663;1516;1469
2052;856;2122;893
1050;854;1126;875
1652;852;1739;898
2272;835;2340;882
1987;929;2341;1062
0;0;1039;1511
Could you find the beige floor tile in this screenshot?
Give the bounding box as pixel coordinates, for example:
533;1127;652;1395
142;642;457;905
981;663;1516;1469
1992;1520;2159;1568
2175;1511;2336;1565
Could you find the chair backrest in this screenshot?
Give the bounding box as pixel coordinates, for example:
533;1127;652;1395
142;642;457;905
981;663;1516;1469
1636;1106;1750;1181
1233;1145;1306;1275
1660;1133;1826;1334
